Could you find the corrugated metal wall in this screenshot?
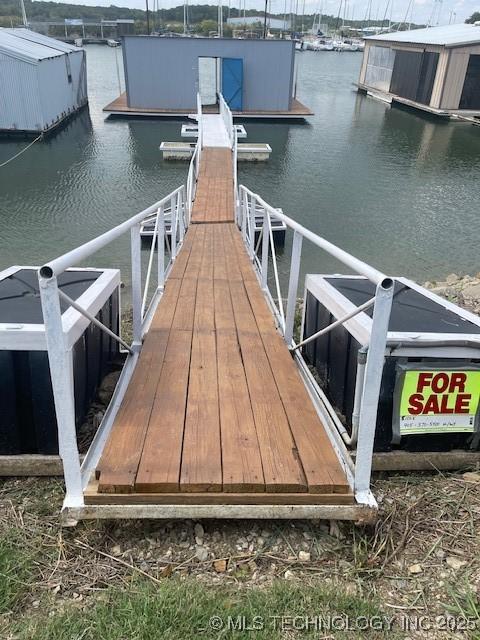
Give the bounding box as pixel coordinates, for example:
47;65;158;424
122;37;295;111
0;49;87;133
0;54;43;131
37;51;87;130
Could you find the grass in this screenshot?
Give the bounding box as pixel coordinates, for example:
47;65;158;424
443;583;480;639
15;579;393;640
0;529;35;615
2;474;480;639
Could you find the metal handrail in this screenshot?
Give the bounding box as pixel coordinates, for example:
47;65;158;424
38;181;189;508
233;126;238;221
196;92;203;154
219;93;234;148
40;185;185;280
239;185;388;287
186;142;199;219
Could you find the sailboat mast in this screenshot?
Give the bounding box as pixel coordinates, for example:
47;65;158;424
218;0;223;36
19;0;28;26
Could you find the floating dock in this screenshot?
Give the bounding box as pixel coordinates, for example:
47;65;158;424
104;93;313;120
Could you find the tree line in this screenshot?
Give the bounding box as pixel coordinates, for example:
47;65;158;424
1;1;478;33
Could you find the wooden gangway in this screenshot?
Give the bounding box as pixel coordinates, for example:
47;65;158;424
89;103;352;505
39;93;393;523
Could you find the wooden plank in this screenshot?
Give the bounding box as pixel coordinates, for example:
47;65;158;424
86;480;354;505
215;278;265;492
368;450;480;472
149;278;181;331
134;329;192;492
180;277;222;491
229;279;307;493
97;282;182;493
227;225;257;283
245;284;350;494
6;448;480;480
213;225;228;281
101;277;197;493
168;225;197;280
183;225;205;279
97;330;169;493
0;455;67;476
223;224;245;283
190;149;234;224
199;225;214;280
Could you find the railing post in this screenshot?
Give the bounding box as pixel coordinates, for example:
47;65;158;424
284;230;303;344
195;144;200;178
183;183;190;229
38;275;83;508
130;223;142;350
157;202;165;290
249;194;256;261
178;190;185;243
261;209;269;290
170;195;177;261
354;278;394;495
241;190;247;241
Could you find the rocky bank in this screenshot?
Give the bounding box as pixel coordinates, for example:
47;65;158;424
424;273;480;315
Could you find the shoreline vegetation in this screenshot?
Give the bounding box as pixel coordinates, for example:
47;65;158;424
1;0;427;35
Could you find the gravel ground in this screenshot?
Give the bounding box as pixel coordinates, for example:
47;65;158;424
3;276;480;637
1;470;480;638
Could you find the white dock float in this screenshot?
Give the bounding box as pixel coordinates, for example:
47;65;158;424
160;142;272;161
182;123;247;138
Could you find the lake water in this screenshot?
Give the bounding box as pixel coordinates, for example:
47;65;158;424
1;45;479;289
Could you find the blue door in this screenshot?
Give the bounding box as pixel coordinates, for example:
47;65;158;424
222;58;243;111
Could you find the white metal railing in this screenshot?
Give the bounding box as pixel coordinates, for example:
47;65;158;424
38;183;190;508
196;92;203;154
237;184;394;499
219;93;234;148
40;91;204;511
233;122;239;222
186;143;200;223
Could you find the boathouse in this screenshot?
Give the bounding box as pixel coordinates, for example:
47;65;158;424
104;36;312;118
0;28;87;135
358;24;480;117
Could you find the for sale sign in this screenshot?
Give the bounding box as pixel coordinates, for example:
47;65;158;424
398;370;480;435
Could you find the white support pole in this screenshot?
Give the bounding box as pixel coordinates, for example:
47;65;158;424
38;275;83;508
354;278;394;494
195;144;200;178
284;230;303;345
241;190;247;241
261;209;269;290
249;195;256;261
157;203;165;290
170;195;177;261
130;224;143;350
183;184;189;229
178;190;185;243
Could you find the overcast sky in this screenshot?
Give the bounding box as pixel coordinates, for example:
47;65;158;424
42;0;476;27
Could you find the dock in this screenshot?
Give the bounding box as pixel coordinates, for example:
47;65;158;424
89;101;350;505
39;93;392;524
104;93;314;120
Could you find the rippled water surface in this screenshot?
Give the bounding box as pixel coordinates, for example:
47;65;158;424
1;46;479;284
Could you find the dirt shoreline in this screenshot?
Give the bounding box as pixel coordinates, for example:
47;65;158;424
2;276;480;638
